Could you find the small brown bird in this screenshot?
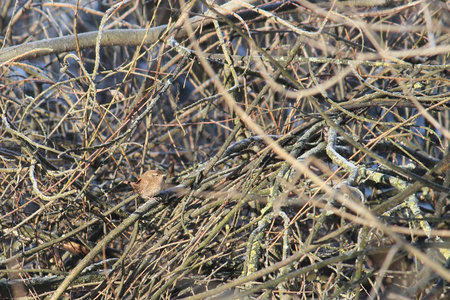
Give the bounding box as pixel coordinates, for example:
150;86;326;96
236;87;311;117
130;170;166;199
